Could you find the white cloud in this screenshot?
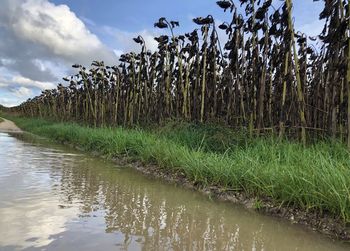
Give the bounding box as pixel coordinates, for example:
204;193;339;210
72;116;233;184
0;74;56;107
103;26;159;54
0;58;15;66
12;76;56;90
113;49;124;58
0;0;117;107
298;19;325;37
5;0;116;65
12;86;33;98
0;97;18;107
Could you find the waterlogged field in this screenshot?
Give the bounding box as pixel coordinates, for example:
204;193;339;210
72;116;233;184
0;132;349;251
7;117;350;229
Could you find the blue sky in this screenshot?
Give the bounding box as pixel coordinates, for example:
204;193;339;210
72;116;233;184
52;0;325;52
51;0;324;32
0;0;325;107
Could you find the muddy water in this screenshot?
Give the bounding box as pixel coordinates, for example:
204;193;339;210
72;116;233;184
0;132;349;251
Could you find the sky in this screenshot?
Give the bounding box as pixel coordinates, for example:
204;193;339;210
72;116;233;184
0;0;325;107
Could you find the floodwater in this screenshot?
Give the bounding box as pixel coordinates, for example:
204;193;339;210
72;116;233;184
0;132;349;251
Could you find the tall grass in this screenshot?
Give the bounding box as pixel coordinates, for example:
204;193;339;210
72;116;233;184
8;116;350;223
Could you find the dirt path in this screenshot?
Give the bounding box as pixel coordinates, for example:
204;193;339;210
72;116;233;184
0;118;22;133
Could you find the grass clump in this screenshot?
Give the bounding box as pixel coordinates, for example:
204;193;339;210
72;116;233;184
6;116;350;224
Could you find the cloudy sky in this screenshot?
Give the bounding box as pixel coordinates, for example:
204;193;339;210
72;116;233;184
0;0;324;107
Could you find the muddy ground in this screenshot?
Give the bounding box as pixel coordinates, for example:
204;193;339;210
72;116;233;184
0;118;22;133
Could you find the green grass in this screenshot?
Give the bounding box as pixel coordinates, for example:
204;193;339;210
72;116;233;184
5;115;350;223
0;117;4;123
151;121;249;153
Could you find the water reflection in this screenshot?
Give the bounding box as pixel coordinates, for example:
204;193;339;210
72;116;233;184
0;132;348;251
